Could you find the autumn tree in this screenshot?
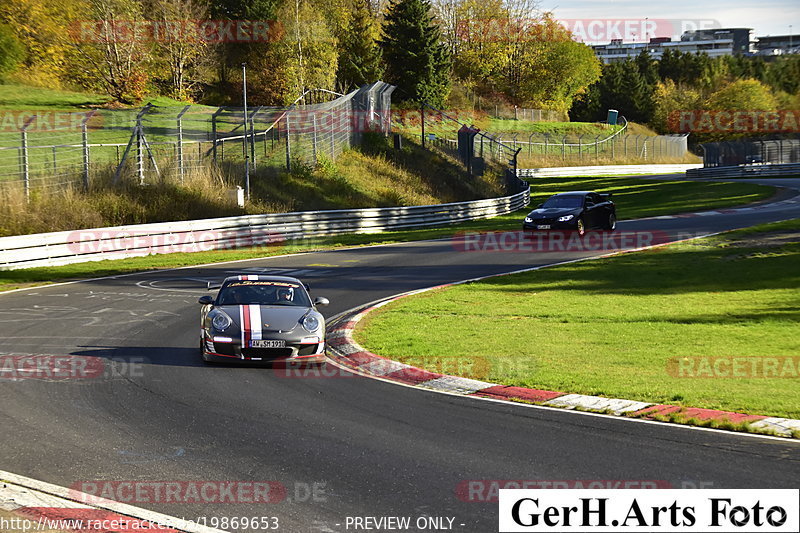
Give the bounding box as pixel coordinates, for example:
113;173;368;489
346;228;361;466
510;16;600;111
0;0;83;87
69;0;151;103
145;0;212;100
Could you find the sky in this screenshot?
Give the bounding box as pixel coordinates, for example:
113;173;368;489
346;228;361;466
545;0;800;43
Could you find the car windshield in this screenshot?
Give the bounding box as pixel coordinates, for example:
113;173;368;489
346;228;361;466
216;281;312;307
541;195;583;209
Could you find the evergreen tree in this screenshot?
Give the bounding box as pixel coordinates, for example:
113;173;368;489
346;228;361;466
336;0;384;90
379;0;451;106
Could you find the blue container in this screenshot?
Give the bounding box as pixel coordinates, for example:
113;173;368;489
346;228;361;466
607;109;619;126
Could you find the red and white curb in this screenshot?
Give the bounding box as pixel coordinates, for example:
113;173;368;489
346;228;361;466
326;290;800;439
0;471;224;533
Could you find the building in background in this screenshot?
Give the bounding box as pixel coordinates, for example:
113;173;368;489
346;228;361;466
591;28;752;63
754;34;800;55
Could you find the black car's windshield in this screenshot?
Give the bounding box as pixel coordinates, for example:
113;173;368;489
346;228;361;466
541;195;583;209
216;281;312;307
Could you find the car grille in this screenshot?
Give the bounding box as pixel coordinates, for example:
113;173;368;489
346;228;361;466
530;217;555;224
241;347;294;359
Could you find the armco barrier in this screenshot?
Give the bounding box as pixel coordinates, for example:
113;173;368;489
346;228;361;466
518;164;700;178
0;188;529;270
686;163;800;179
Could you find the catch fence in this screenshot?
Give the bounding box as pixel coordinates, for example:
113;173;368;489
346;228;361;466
0;82;395;196
699;138;800;167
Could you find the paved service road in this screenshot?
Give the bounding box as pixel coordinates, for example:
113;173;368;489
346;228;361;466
1;176;799;532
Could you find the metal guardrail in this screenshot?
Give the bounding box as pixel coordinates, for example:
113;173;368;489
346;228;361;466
0;188;530;270
686;163;800;179
518;164;701;178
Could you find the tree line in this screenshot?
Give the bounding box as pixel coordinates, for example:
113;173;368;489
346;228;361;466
570;50;800;140
0;0;601;111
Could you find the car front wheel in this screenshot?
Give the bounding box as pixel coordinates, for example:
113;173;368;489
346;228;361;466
576;217;586;236
606;213;616;231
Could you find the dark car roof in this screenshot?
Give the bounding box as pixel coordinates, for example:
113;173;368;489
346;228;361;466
222;275;304;285
550;191;595;196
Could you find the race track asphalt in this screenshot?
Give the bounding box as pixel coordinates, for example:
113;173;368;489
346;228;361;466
1;176;799;532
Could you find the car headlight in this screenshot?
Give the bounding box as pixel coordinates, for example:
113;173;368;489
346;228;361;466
558;214;574;222
302;314;320;333
211;310;232;331
524;217;533;223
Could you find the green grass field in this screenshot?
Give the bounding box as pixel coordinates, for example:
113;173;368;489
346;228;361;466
355;219;800;419
0;176;774;292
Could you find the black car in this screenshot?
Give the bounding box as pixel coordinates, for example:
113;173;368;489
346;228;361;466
523;191;616;235
198;275;329;364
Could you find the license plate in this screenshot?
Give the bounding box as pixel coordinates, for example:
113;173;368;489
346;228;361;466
537;225;551;230
250;340;285;348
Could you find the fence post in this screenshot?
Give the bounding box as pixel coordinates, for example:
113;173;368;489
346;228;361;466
211;109;222;162
562;137;566;160
329;111;336;158
20;115;36;201
544;134;549;161
52;146;57;174
578;135;583;161
285;112;292;171
421;105;425;148
312;114;318;163
595;135;600;161
81;114;92;190
611;133;615;159
177;105;190;182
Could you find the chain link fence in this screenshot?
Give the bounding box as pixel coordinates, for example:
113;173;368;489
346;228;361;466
0;82;395;197
700;137;800;167
418;105;525;193
513;133;689;166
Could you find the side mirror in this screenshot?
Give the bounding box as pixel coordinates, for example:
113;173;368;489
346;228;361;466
314;296;330;307
537;203;544;208
198;295;213;305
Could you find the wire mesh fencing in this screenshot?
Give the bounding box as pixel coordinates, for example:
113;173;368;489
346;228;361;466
0;82;396;197
514;132;689;166
700;137;800;167
416;105;525;193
